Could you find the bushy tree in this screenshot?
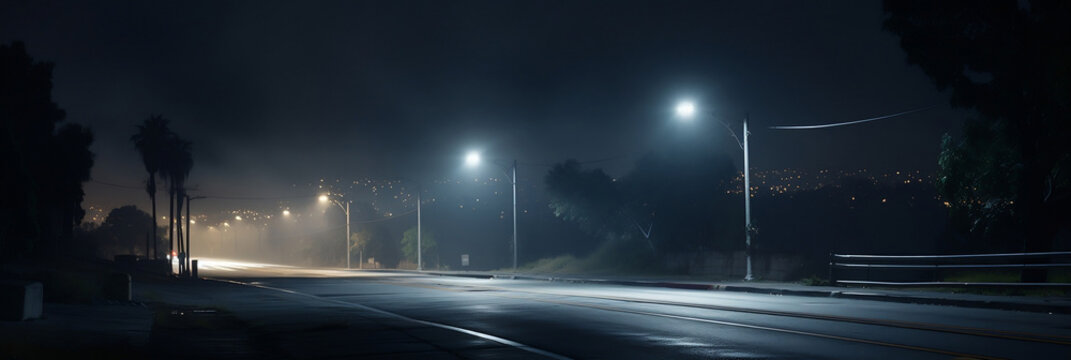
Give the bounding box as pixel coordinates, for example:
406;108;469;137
0;41;94;260
352;224;399;268
545;160;627;242
885;1;1071;262
400;227;437;268
621;152;739;252
936;122;1021;251
544;152;739;255
91;205;163;259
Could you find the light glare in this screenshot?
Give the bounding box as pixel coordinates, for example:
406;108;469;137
465;151;481;167
676;100;696;119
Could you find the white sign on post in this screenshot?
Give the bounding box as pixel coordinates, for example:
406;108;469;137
461;254;469;267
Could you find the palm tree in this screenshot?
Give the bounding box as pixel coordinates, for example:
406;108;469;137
130;115;171;260
162;136;193;274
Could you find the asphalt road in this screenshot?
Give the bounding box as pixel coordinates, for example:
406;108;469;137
197;259;1071;359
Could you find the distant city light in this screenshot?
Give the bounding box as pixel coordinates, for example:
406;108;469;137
282;209;291;216
235;215;242;221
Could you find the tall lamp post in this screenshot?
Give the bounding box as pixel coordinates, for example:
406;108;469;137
465;151;518;272
234;215;243;257
675;100;755;281
417;191;422;271
185;195;205;277
320;194;352;269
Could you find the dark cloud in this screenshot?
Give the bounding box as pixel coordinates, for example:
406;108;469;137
1;0;963;212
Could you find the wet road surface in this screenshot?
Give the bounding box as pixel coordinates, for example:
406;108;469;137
197;259;1071;359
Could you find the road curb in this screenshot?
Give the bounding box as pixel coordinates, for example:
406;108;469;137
414;270;1071;315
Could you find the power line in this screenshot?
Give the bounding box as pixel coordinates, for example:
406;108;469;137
90;179;146;190
768;105;936;130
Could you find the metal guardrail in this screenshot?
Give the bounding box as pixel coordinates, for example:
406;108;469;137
829;251;1071;287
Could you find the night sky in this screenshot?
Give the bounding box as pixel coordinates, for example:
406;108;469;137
2;0;966;212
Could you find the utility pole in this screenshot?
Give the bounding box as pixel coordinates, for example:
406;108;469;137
743;115;753;281
512;159;518;272
345;200;351;269
417;192;422;271
186;195;205;277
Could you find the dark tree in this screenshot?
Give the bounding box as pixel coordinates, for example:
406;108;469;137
0;41;94;260
130;115;171;259
885;1;1071;271
162;135;192;271
545;159;627;243
356;224;399;268
93;205;159;258
622;152;739;252
401;226;437;268
545;152;739;255
52;124;95;243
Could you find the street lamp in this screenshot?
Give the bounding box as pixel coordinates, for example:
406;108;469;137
320;193;352;269
676;100;697;120
466;151;519;272
465;151;481;168
184;195;205;277
675;100;755;281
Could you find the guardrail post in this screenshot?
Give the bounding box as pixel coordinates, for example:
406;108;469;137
828;253;838;286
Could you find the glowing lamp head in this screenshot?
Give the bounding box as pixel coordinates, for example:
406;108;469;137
465;151;481;167
318;195;329;203
675;100;697;119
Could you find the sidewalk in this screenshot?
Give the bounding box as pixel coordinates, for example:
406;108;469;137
415;270;1071;314
0;301;153;359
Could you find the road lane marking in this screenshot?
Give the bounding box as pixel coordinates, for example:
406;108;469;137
507;295;1008;360
367;279;1011;358
529;290;1071;346
382;278;1071;346
207;278;572;360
